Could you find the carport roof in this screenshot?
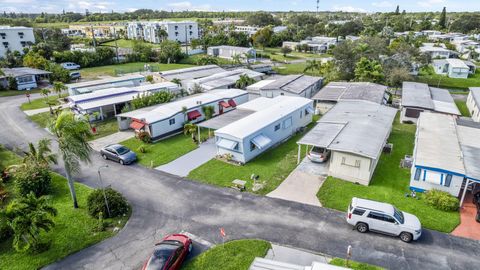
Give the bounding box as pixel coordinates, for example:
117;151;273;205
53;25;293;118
197;109;255;130
297;122;346;148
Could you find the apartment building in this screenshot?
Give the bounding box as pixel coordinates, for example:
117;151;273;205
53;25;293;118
127;21;198;44
0;26;35;56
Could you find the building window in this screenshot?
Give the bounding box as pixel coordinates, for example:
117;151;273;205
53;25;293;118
444;174;452;187
341;157;361;168
250;141;257;151
17;76;34;84
305;108;310;116
300;110;303;118
414;168;421;181
169;118;175;125
2;42;8;48
274;123;281;131
280;93;284;95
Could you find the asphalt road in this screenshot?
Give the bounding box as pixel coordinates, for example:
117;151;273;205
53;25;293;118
1;94;479;270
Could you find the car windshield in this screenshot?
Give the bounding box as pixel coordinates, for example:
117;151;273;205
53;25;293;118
393;207;404;224
115;146;130;155
145;243;179;270
311;147;323;153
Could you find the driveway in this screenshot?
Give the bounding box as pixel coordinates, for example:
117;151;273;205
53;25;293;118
1;94;480;270
89;131;135;151
267;158;328;207
156;138;216;177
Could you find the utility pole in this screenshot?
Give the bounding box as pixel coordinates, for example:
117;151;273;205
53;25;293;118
91;24;97;48
316;0;320;15
113;27;119;63
97;165;111;217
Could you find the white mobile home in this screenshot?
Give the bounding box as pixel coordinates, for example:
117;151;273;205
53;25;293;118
214;96;314;164
185;69;264;93
67;74;146;95
116;89;248;140
400;82;460;123
312;82;389;114
0;67;51;90
410;113;480;205
246;75;323;100
467;87;480;122
432;59;475;79
207;46;256;62
297;101;397;185
419;43;454;59
159;65;226;85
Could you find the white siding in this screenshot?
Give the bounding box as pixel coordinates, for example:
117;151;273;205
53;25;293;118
466;91;480;122
0;27;35;57
409;166;464;196
328;151;373;185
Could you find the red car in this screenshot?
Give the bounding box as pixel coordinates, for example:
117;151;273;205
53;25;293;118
142;234;193;270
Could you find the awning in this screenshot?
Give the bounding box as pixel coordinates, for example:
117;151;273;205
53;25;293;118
130;120;145;130
187;110;202;121
228;99;237;107
251;134;272;149
219;101;231;108
217;138;238;150
306;106;314;114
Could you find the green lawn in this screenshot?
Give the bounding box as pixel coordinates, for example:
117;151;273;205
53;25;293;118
80;62;195;79
28;111;53;128
120;133;200;168
416;69;480;90
317;115;460;233
183;239;271;270
330;258;383;270
20;94;68;111
0;89;42;97
188;117;319;195
258;47;331;62
179;54;233;65
273;62;323;76
0;148;129;270
101;39;162;48
455;100;471;117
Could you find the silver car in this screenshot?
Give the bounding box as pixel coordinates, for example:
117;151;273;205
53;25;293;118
346;197;422;242
100;144;137;165
307;146;330;163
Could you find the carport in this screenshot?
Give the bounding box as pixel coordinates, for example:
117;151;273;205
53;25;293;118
296;121;345;164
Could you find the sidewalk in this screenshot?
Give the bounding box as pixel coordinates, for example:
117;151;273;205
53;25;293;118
156;139;216;177
23;107;55;116
89;131;135;151
267;158;328;207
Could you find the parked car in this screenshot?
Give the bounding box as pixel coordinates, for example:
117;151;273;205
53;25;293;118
142;234;193;270
70;71;81;80
307;146;330;163
61;62;80;70
346;197;422;243
100;144;137;165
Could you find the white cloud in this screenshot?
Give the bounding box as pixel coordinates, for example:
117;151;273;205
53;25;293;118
332;5;367;13
167;1;212;11
417;0;446;8
372;1;394;8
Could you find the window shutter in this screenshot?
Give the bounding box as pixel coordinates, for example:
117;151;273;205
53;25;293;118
414;168;421;181
444;174;452;187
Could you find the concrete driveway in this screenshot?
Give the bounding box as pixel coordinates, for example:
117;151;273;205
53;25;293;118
89;131;135;151
267;158;328;207
156;139;216;177
1;94;480;270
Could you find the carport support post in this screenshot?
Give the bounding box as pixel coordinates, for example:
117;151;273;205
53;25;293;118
197;125;201;143
460;178;470;207
297;144;301;164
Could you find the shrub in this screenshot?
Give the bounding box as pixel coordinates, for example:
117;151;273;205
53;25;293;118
87;188;129;218
137;131;151;143
137;144;147;153
14;164;51;197
0;218;13;242
424;189;459;211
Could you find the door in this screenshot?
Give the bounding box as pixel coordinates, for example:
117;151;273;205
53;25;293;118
382;214;402;236
168;247;184;270
366;211;385;231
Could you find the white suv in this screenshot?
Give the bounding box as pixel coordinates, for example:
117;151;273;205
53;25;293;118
346;197;422;243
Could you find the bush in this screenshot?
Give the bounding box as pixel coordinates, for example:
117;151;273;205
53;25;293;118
424;189;459;211
137;131;151;143
14;165;51;197
87;188;129;218
0;218;13;242
137;144;147;153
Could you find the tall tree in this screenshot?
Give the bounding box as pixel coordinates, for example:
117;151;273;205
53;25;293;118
235;74;256;89
48;111;93;208
439;7;447;29
52;81;67;98
354;57;385;83
0;192;57;252
23;138;57;167
252;27;273;49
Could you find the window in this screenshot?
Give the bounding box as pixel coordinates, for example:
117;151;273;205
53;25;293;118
352;209;365;216
250;141;257;151
414;168;421;181
274;123;281;131
2;42;8;48
283;117;292;129
444;174;452;187
17;76;34;84
367;212;384;221
300;110;303;118
341;157;361;168
383;215;396;223
305;108;310;116
280;93;284;95
169;118;175;125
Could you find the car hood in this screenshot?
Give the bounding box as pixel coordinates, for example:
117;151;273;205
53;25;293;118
120;151;137;161
402;212;422;230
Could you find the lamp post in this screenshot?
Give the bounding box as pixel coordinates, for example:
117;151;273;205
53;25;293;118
97;165;111;217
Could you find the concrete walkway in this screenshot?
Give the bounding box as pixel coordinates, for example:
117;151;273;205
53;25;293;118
267;158;328;207
452;193;480;240
156;139;216;177
23;106;56;116
265;244;330;265
89;131;135;151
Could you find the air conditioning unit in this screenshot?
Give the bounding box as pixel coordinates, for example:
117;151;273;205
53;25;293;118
383;143;393;154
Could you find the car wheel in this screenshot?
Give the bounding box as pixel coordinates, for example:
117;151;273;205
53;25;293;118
119;159;124;165
400;232;413;243
356;222;368;233
102;154;108;160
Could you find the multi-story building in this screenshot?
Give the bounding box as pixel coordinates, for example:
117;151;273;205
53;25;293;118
127;21;198;44
0;26;35;56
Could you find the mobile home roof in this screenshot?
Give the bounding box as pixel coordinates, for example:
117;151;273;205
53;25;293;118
66;74;145;89
312;82;387;104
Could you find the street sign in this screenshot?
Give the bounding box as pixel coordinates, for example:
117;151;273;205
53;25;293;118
220;227;226;238
25;93;30;97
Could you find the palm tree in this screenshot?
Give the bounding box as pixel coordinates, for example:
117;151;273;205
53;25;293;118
235;74;256;89
40;88;50;101
232;54;242;65
23;138;57;167
52;81;67;99
48;111;93;208
171;78;182;86
197;55;218;66
304;59;320;74
0;192;57;252
183;123;198;143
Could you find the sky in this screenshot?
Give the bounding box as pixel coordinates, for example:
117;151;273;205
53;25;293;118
1;0;479;14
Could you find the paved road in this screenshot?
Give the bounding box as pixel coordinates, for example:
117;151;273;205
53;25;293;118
1;94;480;270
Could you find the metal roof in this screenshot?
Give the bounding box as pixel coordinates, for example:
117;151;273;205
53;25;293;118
208;45;254;53
312;82;387;104
298;101;397;159
66;74;144;89
187;69;264;90
160;65;225;81
197;109;255;130
260;75;322;94
414;113;465;175
456;123;480;181
215;96;313;140
401;82;434;109
1;67;51;77
430;87;461;115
